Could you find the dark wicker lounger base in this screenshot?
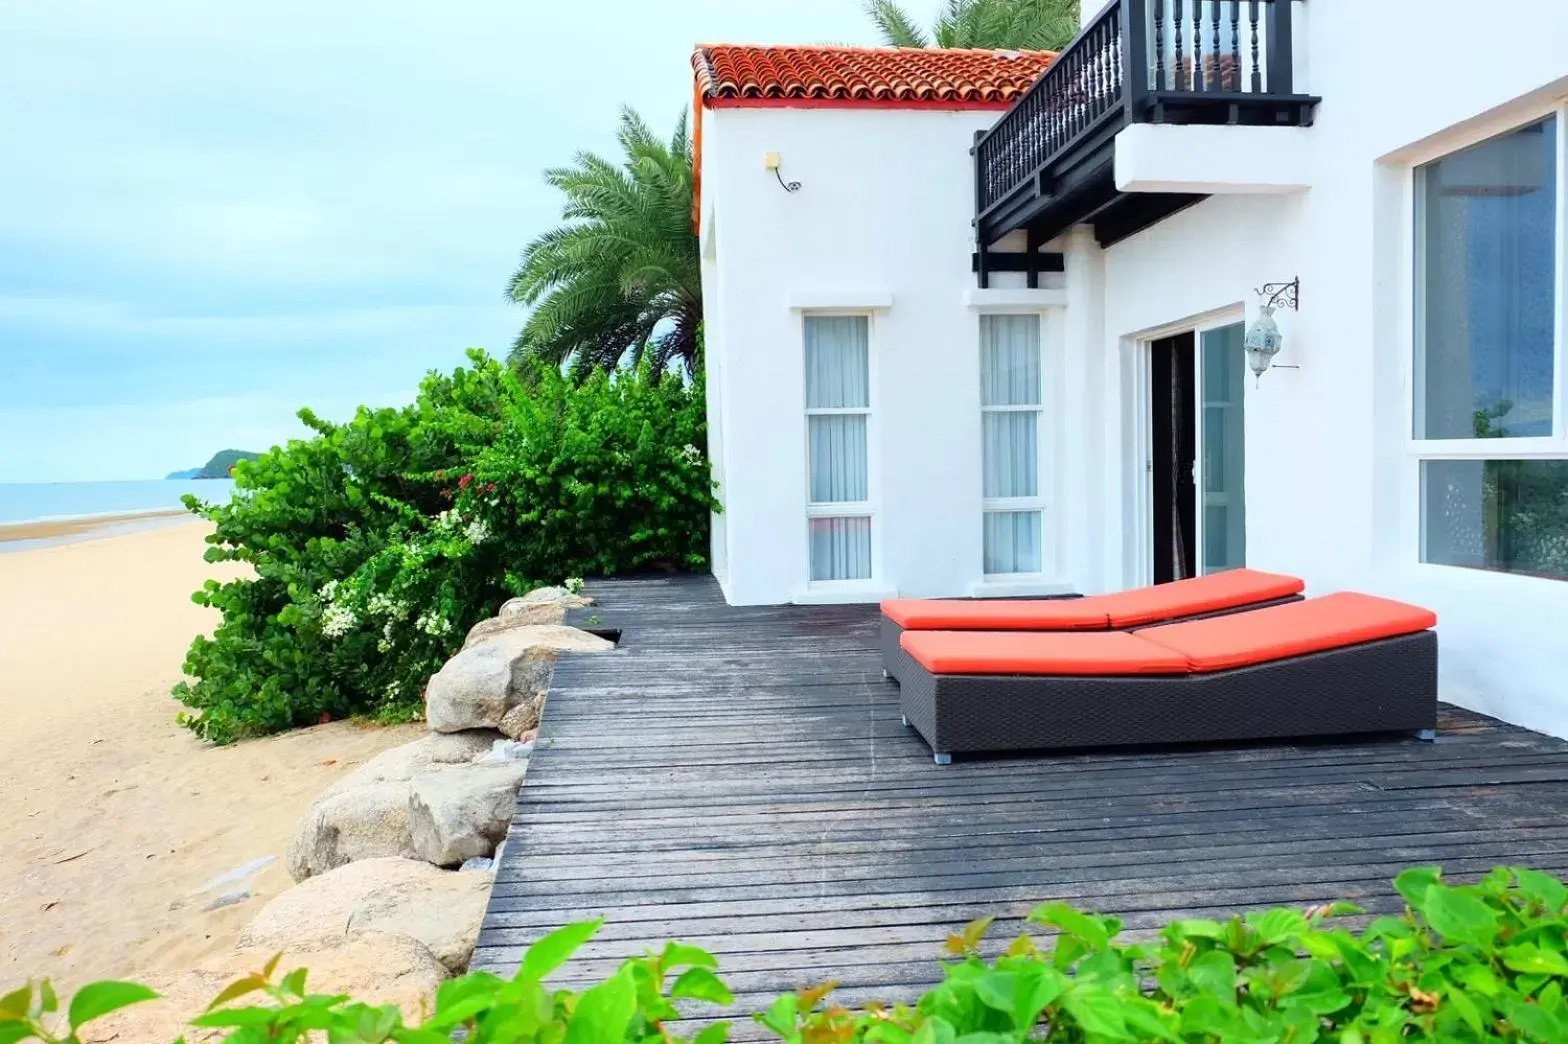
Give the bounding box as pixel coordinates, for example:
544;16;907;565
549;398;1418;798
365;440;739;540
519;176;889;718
898;630;1438;762
880;594;1305;684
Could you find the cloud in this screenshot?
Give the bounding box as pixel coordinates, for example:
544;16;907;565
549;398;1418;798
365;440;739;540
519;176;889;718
0;0;940;481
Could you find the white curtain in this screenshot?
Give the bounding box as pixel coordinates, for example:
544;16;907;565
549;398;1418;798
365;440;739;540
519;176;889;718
809;415;867;503
983;511;1041;575
805;316;872;581
980;315;1040;407
809;517;872;582
805;316;869;409
982;413;1038;499
980;315;1043;573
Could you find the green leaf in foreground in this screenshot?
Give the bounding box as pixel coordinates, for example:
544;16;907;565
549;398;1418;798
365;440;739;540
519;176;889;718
519;919;602;984
67;981;159;1030
670;967;733;1006
6;864;1568;1043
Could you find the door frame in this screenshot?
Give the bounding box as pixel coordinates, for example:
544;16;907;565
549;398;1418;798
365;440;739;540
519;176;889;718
1123;305;1247;587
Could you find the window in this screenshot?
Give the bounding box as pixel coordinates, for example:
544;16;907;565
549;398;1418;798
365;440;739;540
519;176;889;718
1416;118;1557;441
1414;113;1568;580
804;315;872;582
980;314;1044;574
1422;460;1568;580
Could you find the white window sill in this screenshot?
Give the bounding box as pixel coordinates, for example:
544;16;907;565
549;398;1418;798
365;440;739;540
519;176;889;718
967;577;1077;598
1404;560;1567;596
965;288;1067;312
789;291;893;312
793;583;898;605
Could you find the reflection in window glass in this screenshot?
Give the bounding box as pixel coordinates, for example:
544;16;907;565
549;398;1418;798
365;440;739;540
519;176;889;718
1422;459;1568;580
1415;118;1557;439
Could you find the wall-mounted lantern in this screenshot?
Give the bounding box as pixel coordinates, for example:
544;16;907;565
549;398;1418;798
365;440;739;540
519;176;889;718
1244;277;1300;384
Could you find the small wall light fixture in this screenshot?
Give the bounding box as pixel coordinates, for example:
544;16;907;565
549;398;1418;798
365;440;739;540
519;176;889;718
1244;276;1300;384
763;152;800;193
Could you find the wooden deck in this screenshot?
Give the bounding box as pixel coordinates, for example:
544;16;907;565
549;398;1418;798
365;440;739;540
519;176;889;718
474;574;1568;1026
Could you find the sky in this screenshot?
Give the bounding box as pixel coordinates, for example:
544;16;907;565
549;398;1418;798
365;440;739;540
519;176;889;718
0;0;946;482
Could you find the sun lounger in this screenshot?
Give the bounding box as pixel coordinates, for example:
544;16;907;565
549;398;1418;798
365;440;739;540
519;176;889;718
880;568;1305;683
896;592;1438;763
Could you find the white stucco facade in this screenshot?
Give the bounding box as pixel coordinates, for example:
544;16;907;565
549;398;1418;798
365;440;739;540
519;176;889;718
697;1;1568;739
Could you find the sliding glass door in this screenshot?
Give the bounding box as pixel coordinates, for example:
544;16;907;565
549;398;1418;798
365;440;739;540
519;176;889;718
1199;322;1247;573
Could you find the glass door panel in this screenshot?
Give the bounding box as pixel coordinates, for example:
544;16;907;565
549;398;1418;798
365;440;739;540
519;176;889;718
1199;323;1246;573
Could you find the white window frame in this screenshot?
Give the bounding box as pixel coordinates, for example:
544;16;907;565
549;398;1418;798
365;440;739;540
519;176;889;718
979;313;1049;577
801;310;879;590
1401;100;1568;581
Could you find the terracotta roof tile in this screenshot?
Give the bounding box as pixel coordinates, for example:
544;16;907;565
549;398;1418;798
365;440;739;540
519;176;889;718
692;44;1053;110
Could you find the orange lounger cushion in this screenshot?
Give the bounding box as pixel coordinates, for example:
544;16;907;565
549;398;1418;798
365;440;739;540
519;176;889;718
1093;568;1305;628
881;598;1110;631
1135;592;1437;672
881;568;1303;632
900;630;1191;676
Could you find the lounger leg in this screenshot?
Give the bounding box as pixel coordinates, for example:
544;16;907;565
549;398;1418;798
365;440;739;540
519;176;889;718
933;752;952;766
882;668;889;679
1415;728;1437;742
900;714;909;727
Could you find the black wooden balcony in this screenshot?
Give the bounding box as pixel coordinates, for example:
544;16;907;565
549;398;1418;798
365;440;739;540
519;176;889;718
973;0;1319;278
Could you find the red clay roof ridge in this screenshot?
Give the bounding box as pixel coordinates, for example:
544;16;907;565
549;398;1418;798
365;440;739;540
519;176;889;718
694;42;1057;57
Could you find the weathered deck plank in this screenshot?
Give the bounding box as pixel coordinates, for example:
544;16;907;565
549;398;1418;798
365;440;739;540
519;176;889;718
473;574;1568;1034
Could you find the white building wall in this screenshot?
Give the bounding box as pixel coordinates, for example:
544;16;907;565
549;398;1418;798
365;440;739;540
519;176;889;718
701;0;1568;737
1085;0;1568;738
700;105;1056;606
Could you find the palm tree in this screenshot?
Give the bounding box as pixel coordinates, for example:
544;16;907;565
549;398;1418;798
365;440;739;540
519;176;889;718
507;107;700;376
864;0;1080;52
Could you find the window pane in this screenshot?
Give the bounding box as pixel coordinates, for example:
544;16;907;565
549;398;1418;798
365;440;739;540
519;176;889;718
809;516;872;581
982;412;1038;498
1200;323;1246;573
1416;117;1557;439
984;510;1042;574
980;315;1041;406
1421;459;1568;580
808;414;868;503
804;316;870;408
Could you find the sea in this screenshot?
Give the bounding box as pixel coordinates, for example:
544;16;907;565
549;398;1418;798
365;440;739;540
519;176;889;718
0;479;238;526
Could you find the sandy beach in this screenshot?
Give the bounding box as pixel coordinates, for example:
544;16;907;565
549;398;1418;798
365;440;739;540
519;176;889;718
0;508;190;546
0;520;420;993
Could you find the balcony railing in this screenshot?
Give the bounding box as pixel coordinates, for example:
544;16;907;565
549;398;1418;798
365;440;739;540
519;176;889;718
974;0;1315;239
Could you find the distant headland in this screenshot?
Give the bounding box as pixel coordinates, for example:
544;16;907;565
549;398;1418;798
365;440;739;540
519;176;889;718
166;449;260;480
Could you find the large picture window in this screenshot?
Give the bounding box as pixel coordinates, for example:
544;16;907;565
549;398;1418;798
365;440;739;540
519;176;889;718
980;314;1044;574
804;315;872;582
1414;113;1568;580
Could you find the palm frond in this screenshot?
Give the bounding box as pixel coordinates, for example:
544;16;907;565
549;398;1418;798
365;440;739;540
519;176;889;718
863;0;931;47
506;106;701;377
889;0;1079;50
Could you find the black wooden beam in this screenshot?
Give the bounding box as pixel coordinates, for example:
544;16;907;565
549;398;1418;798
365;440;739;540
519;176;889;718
970;252;1065;275
1092;193;1206;248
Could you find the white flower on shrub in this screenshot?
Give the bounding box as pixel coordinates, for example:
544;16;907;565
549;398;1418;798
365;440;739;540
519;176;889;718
366;593;399;618
384;681;401;700
415;611;454;637
464;519;490;546
564;577;585;595
680;443;702;464
318;579;341;602
321;603;358;638
376;638;392;653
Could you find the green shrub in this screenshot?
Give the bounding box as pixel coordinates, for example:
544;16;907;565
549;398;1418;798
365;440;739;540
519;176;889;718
174;351;716;743
8;866;1568;1042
